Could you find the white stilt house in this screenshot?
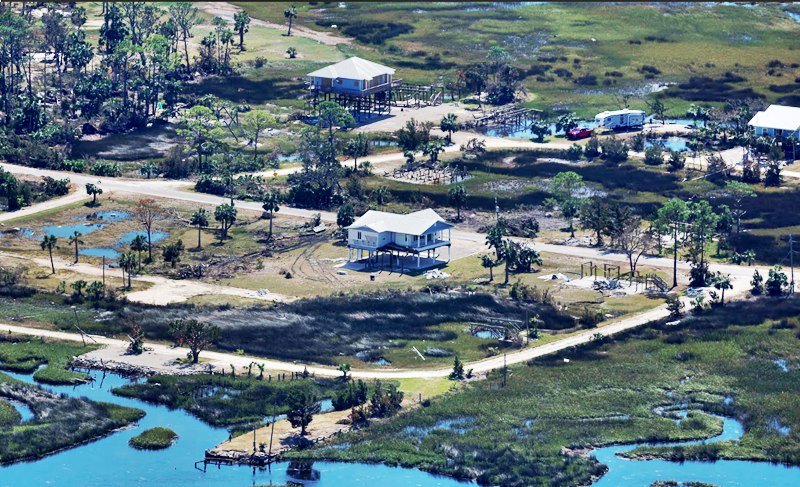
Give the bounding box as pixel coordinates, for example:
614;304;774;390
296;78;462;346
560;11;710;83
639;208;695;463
346;209;454;269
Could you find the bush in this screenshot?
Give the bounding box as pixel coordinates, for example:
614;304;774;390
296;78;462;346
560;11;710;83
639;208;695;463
667;151;685;171
600;136;629;163
566;144;583;161
644;146;664;166
630;133;646;152
574;74;598;86
640;65;662;75
584;135;600;158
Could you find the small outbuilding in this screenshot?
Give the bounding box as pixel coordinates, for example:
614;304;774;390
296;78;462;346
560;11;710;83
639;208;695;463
346;209;454;269
748;105;800;138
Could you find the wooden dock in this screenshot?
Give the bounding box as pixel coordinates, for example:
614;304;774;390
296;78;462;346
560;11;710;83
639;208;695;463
472;104;541;127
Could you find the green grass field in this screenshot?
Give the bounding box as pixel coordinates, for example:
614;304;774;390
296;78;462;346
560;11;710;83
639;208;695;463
226;2;800;116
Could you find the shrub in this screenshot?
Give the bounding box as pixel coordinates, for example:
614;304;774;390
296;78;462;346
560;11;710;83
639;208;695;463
667;151;685;171
584;135;600;158
605;71;624;77
553;68;573;78
600;136;629;163
574;74;598;86
630;133;646;152
424;347;454;357
254;57;266;68
566;144;583;161
644;146;664;166
640;65;662;75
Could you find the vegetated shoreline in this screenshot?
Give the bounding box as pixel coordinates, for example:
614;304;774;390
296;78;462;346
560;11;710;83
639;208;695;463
0;421;141;467
129;427;179;450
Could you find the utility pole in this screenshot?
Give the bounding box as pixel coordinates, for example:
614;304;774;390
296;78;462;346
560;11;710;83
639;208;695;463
267;401;277;464
791;234;795;294
502;353;507;387
71;306;85;346
102;256;106;287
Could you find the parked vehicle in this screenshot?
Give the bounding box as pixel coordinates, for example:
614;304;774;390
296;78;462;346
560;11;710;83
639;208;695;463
567;127;593;140
594;109;645;130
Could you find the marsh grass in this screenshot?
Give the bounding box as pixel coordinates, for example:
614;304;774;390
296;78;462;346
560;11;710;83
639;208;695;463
113;374;352;427
0;378;144;464
288;295;800;486
0;333;96;385
128;427;178;450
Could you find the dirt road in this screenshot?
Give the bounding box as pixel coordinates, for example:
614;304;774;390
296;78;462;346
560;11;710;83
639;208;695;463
1;253;288;306
196;2;353;46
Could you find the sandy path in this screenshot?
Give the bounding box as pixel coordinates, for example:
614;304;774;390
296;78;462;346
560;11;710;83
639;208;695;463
0;189;90;224
2;252;288;305
195;2;353;46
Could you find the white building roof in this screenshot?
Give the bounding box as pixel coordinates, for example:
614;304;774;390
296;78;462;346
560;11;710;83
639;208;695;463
347;209;453;236
307;57;395;80
595;109;645;118
748;105;800;132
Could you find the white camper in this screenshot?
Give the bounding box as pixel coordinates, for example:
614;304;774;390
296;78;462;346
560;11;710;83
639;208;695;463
594;109;645;130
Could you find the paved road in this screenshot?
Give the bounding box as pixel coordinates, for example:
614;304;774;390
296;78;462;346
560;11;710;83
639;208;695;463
0;160;762;378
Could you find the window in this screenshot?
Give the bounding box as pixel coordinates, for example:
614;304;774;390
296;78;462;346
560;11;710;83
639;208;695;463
354;81;359;87
413;235;418;241
357;232;362;240
404;235;408;242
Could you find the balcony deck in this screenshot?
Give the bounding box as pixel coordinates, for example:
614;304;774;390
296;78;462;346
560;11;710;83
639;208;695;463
306;79;402;97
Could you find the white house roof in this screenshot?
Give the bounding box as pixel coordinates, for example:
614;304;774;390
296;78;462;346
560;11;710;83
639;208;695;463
347;209;453;236
748;105;800;132
595;109;645;118
307;57;395;80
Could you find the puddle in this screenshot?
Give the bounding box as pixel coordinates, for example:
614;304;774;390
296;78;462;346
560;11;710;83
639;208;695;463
118;231;169;245
277;154;301;163
645;138;689;152
774;359;790;372
24;223;106;239
320;399;333;411
73;211;131;223
80;248;122;259
787;10;800;23
475;331;495;339
403;417;475;440
368;359;392;366
769;419;791;436
723;396;734;405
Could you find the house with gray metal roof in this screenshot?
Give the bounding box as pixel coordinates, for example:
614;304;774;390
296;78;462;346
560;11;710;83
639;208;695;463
346;209;454;269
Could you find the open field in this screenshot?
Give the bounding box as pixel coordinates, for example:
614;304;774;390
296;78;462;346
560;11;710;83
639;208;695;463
224;2;800;117
290;295;800;486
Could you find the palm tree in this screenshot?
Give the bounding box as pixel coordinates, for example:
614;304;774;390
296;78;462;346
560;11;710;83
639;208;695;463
40;235;58;274
119;253;132;289
284;6;297;36
257;363;265;380
68;231;83;264
338;363;350;379
286;46;297;58
373;186;390;205
440;113;461;144
190;208;209;249
130;235;147;270
480;254;499;282
262;192;280;240
448;184;468;220
712;272;733;305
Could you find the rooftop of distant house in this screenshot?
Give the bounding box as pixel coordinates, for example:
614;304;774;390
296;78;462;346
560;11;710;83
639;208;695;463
346;209;454;236
307;57;395;80
748;104;800;131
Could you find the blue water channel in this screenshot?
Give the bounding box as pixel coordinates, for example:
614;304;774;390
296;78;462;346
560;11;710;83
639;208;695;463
4;366;800;486
0;369;470;487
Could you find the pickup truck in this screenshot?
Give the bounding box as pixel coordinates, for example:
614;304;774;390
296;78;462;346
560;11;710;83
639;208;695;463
567;127;592;140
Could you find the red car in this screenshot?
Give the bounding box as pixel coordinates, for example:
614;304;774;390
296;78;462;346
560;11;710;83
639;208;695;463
567;127;592;140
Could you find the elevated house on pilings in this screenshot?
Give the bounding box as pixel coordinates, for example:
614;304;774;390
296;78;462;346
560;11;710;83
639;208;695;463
306;57;400;122
346;209;454;270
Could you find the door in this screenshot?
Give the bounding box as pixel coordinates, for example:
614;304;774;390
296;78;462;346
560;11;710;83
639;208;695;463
321;78;332;88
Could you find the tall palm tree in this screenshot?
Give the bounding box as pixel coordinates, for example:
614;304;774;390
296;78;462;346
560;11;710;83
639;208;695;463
130;235;147;271
68;231;83;264
190;208;209;249
262;193;280;240
40;235;58;274
284;6;297;36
